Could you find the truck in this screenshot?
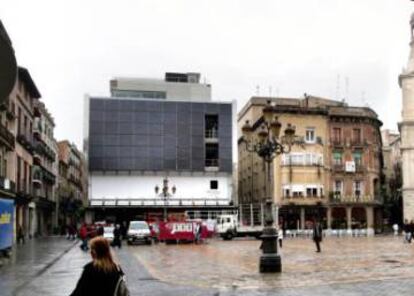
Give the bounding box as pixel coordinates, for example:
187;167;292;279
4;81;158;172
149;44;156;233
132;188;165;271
216;203;266;240
0;198;14;257
158;220;208;244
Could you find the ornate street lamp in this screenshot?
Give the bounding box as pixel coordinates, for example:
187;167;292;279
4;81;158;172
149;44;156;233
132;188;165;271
240;100;300;273
155;178;176;222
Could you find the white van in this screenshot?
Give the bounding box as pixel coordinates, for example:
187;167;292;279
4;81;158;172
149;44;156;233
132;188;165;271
127;221;152;245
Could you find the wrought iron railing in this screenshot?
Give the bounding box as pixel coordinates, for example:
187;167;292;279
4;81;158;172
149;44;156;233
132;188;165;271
90;198;231;207
0;123;14;150
205;159;219;167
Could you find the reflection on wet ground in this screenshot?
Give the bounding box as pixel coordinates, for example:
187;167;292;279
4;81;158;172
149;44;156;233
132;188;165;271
129;236;414;290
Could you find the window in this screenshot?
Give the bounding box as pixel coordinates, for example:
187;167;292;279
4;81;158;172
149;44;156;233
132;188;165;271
205;143;219;167
293;191;303;197
205;115;218;138
283;153;323;166
284;188;290;198
333;152;342;165
210;180;218;190
354;181;363;197
353;151;362;166
333;128;341;144
305;127;315;143
334;180;343;197
306;187;318;197
353;129;361;144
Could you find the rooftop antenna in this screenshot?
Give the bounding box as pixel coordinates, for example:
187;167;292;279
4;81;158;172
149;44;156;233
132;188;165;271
256;85;260;96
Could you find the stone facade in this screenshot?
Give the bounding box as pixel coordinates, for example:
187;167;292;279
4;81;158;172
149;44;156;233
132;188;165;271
238;96;383;233
32;101;58;234
57;141;87;228
399;13;414;222
10;67;40;238
381;129;402;225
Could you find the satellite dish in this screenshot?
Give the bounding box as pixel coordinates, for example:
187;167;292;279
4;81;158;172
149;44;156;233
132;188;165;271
0;21;17;104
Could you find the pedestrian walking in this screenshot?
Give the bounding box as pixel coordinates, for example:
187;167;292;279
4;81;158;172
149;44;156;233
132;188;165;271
410;220;414;243
69;224;77;240
392;223;399;236
312;220;323;253
66;224;71;240
403;219;411;243
17;224;25;244
195;223;202;244
278;226;283;248
70;236;130;296
79;224;89;251
112;224;122;249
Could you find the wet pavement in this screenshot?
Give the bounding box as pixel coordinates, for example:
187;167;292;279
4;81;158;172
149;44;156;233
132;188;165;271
129;235;414;295
2;236;414;295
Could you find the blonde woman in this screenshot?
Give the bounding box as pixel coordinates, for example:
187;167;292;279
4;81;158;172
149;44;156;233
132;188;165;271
70;236;128;296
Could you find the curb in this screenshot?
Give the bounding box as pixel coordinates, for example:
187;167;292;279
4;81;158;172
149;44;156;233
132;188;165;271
12;239;79;296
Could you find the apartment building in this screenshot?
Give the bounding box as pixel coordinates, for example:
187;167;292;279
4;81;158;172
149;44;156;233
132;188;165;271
32;101;58;234
238;95;383;233
57;140;86;227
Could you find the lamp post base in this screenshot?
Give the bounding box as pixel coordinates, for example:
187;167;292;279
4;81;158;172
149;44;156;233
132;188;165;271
259;253;282;273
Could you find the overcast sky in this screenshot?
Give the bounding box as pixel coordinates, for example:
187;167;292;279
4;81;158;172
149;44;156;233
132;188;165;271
1;0;413;148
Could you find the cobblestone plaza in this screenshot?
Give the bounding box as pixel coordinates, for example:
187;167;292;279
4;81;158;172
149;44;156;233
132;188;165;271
3;236;414;295
132;236;414;291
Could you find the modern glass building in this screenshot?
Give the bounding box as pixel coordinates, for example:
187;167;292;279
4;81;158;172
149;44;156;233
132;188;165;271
84;73;235;221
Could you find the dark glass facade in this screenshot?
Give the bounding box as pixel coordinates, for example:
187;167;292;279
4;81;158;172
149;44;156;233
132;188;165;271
88;98;232;173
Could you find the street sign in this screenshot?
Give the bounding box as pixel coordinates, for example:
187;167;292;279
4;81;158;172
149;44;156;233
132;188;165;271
0;198;14;251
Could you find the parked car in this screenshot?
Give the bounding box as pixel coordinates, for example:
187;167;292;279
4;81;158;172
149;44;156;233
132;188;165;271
103;226;114;242
127;221;152;245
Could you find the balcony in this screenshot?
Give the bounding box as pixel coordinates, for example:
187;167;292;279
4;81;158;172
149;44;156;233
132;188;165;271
44;146;56;161
33;153;41;166
333;164;344;172
332;139;343;147
205;129;218;139
17;134;34;153
351;139;364;147
33;140;56;162
68;174;82;189
42;169;56;185
205;159;219;172
355;164;364;173
0;123;14;150
32;176;42;187
32;166;42;187
329;192;382;205
282;195;325;205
